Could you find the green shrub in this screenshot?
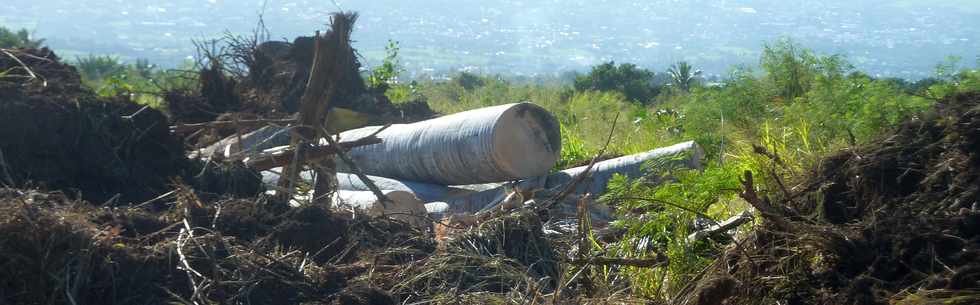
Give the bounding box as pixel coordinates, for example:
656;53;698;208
72;56;197;109
0;27;44;49
573;61;662;104
602;163;746;297
367;39;402;92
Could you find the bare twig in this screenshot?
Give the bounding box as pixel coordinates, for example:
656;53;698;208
176;221;206;305
538;112;621;211
687;211;754;242
121;105;151;120
752;144;789;170
170;118;297;135
739;171;793;230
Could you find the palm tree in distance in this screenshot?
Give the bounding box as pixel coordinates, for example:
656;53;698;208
667;61;702;92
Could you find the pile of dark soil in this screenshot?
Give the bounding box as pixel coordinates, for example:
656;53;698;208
0;48;261;204
165;21;436;130
0;186;432;304
679;92;980;305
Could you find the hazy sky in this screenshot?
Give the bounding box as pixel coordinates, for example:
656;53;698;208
2;0;978;78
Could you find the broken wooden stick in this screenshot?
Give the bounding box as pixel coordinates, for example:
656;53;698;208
738;171;793;230
244;136;381;171
568;255;668;268
687;211;754;243
169;118;297;135
322;127;393;208
537;112;620;212
277;13;359;204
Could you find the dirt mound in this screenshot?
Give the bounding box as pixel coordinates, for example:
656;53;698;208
0;187;435;304
165;28;436;130
681;92;980;305
0;48;187;204
0;48;261;205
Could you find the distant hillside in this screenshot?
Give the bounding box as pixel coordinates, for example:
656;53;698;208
1;0;977;77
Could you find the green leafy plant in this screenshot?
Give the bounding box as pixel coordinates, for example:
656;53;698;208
367;39;402;92
0;27;44;49
601;160;745;297
667;61;702;93
74;55;126;81
760;38;818;101
556;122;592;169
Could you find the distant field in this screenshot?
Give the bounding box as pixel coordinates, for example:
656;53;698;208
890;0;980;14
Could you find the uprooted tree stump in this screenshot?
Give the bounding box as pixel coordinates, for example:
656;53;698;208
0;48;262;205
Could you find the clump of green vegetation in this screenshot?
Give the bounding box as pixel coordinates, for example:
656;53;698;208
73;55;196;109
573;61;663;104
0;26;44;49
667;61;702;93
601;164;744;297
411;38;979;301
367;39;402;92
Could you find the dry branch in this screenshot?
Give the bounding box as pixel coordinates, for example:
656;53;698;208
687;211;754;242
278;13;358;203
537;112;620;212
322;126;393;208
568;255;668;268
738;171;793;230
170;118;297;135
244;136;381;171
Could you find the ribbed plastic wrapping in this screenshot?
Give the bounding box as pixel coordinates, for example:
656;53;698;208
337;102;561;185
334;190;427;227
261;170;463;203
546;140;704;195
335;173;454;202
438;141;704;214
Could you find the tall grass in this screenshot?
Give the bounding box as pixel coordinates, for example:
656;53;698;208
405;39;978;301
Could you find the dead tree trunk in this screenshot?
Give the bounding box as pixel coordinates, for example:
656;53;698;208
277;12;360;207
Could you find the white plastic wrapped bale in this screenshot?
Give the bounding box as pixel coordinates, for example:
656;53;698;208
335;173;459;202
336;102;562;185
334;190;428;228
438;141;704;215
261;169;461;203
542;140;704;195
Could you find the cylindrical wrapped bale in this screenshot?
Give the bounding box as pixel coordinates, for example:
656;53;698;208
337;102;561;185
334;190;428;228
261;170;459;202
439;141;703;214
335;173;455;202
544;140;704;195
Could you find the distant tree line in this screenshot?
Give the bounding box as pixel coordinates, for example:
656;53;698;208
571;60;705;104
